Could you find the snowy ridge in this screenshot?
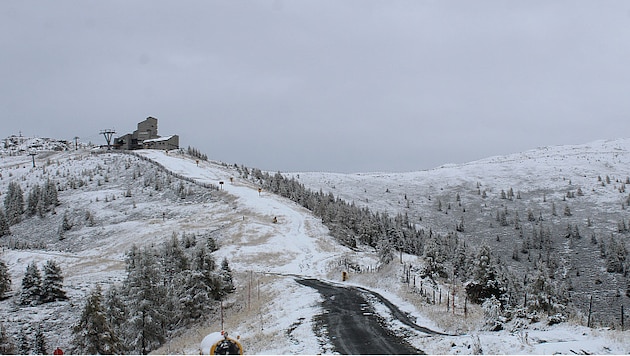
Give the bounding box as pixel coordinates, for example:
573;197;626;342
1;139;629;354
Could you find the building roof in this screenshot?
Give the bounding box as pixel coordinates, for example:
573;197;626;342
142;135;176;143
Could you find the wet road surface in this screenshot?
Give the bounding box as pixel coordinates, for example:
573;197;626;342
297;278;426;355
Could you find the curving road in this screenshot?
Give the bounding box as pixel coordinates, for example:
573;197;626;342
297;278;440;355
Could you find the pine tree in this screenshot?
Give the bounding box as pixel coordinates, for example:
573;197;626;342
104;285;130;353
178;269;213;322
20;262;42;305
605;237;627;273
124;247;168;354
465;245;505;304
0;259;11;300
41;260;67;302
27;184;42;216
43;179;59;208
0;321;16;354
72;284;121;354
193;245;216;272
0;209;9;237
525;265;568;313
4;181;24;225
162;233;189;277
61;211;72;231
34;324;47;355
17;328;30;355
219;258;235;297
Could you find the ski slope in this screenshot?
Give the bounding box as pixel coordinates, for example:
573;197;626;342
1;142;629;354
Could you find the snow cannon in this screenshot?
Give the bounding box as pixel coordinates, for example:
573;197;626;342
200;331;243;355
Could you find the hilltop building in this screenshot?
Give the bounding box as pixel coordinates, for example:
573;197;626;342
114;117;179;150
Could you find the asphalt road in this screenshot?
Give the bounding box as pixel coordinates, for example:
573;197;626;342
297;278;429;355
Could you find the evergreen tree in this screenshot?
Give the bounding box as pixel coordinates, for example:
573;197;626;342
605;237;627;273
4;181;24;225
72;284;121;354
525;265;568;313
377;237;394;264
17;328;29;355
0;209;9;237
421;237;447;279
465;245;505;304
104;285;130;353
27;184;41;216
26;179;59;217
60;211;73;233
0;321;16;354
20;262;42;305
41;260;67;302
34;324;47;355
205;235;218;253
42;179;59;209
177;266;214;322
192;245;224;301
124;247;168;354
162;233;189;277
0;259;11;300
219;258;235;297
193;245;216;272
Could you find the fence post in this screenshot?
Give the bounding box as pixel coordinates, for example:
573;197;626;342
587;295;593;328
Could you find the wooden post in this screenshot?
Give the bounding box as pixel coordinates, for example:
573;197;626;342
248;271;252;311
220;301;224;331
447;290;450;312
464;295;468;319
622;305;625;331
587;295;593;328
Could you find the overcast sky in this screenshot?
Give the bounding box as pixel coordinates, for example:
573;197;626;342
2;1;629;172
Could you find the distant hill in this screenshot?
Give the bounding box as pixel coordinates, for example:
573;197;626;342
288;138;630;326
2;135;73;153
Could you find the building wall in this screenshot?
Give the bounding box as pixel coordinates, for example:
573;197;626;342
134;117;158;141
113;133;134;150
143;135;179;150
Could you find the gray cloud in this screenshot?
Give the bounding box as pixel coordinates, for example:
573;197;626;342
2;1;630;172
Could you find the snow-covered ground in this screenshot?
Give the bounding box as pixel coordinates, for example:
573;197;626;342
1;139;630;354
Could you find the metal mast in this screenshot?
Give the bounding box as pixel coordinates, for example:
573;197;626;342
100;129;116;150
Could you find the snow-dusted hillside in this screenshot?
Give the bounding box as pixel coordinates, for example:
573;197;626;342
1;138;629;354
288;138;630;328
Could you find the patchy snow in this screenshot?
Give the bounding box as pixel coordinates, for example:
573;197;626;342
1;139;630;354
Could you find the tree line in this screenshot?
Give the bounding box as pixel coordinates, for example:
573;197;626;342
0;231;234;355
236;166;629;326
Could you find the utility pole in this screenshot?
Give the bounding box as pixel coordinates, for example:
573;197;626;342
100;129;116;150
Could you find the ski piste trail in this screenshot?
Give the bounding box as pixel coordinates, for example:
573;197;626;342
138;149;346;277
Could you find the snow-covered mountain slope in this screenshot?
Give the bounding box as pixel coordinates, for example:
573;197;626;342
288;138;630;221
1;140;629;354
287;138;630;337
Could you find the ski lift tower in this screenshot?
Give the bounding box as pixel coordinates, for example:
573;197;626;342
100;129;116;150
